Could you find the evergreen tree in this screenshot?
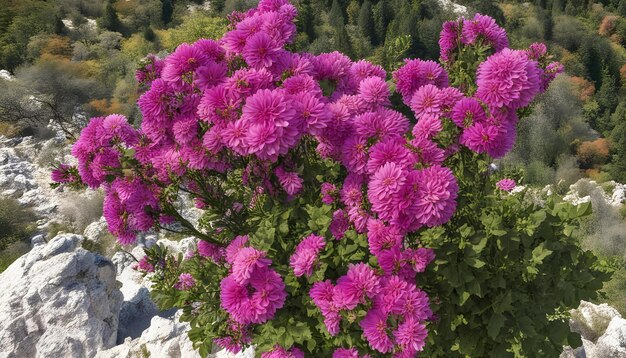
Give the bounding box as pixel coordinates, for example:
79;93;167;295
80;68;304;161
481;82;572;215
329;0;345;28
297;0;316;40
579;36;603;87
161;0;173;25
358;0;376;45
609;119;626;183
596;69;619;122
373;0;390;45
98;1;123;33
619;0;626;16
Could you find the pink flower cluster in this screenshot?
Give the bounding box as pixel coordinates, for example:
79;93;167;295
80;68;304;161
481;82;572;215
220;237;286;325
53;0;565;354
289;233;326;277
261;345;304;358
310;263;433;356
496;178;516;191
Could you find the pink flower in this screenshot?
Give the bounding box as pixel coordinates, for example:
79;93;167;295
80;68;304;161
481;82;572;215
359;308;393;353
330;209;350;240
243;31;281;68
366;219;403;257
394;318;428;354
321;182;337;204
358;76;390;107
225;235;249;264
414;165;458;227
231;247;272;284
220;266;286;324
198;240;223;262
335;263;380;309
289;233;326;277
462;14;508;52
136;256;154;273
451;97;487;128
439;20;460;62
175;273;196;290
476;49;542;109
496;178;516;191
368;162;405;220
275;166;303;196
459;121;499;154
393;59;448;103
410;84;443;119
261;345;304;358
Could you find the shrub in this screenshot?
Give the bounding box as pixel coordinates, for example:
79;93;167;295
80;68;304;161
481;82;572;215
0;197;37;251
54;2;607;357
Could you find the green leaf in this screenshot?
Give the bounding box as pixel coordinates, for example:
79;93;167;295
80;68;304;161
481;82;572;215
487;313;505;339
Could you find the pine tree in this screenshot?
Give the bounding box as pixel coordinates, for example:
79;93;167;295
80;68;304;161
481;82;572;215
329;0;345;28
161;0;173;25
358;0;375;44
609;119;626;183
297;0;316;40
372;0;390;45
98;1;123;33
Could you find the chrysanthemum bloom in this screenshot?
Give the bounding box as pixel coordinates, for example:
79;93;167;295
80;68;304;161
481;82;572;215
368;162;406;220
242;31;282;68
275;167;303;196
293;92;330;136
341;135;368;175
136;256;154;273
330;209;350;240
404;247;436;273
175;273;196;290
220;266;287;324
461;14;508;52
51;163;79;184
320;182;337;205
451;97;487;128
367;139;415;174
340;173;364;207
412;114;443;140
335;263;381;309
358;76;390;107
333;348;372;358
214;337;244;354
393;59;449;103
198;240;223;262
541;61;564;92
359;308;394;353
231;247;272;284
161;42;207;88
414;165;459;227
408;137;445;167
394;318;428;354
496;178;516;191
460;122;500;153
476;49;542;110
366;219;403;257
409;84;443;119
261;345;304;358
351;60;386;83
439;20;460;62
526;42;547;61
290;233;326;277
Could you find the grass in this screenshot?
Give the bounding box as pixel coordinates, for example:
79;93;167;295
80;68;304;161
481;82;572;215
0;241;30;273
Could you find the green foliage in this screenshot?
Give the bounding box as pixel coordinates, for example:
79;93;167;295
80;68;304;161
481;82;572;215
98;1;124;34
159;12;227;50
421;175;611;357
0;197;37;252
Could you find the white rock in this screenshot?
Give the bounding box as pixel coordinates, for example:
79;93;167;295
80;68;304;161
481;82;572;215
83;217;109;242
570;301;622;342
0;234;123;358
594;317;626;357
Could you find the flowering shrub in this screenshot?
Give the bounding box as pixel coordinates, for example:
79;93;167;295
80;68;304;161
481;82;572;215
53;1;610;356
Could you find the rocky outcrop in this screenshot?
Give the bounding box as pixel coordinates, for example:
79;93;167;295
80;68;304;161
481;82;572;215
0;234;123;358
563;301;626;358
